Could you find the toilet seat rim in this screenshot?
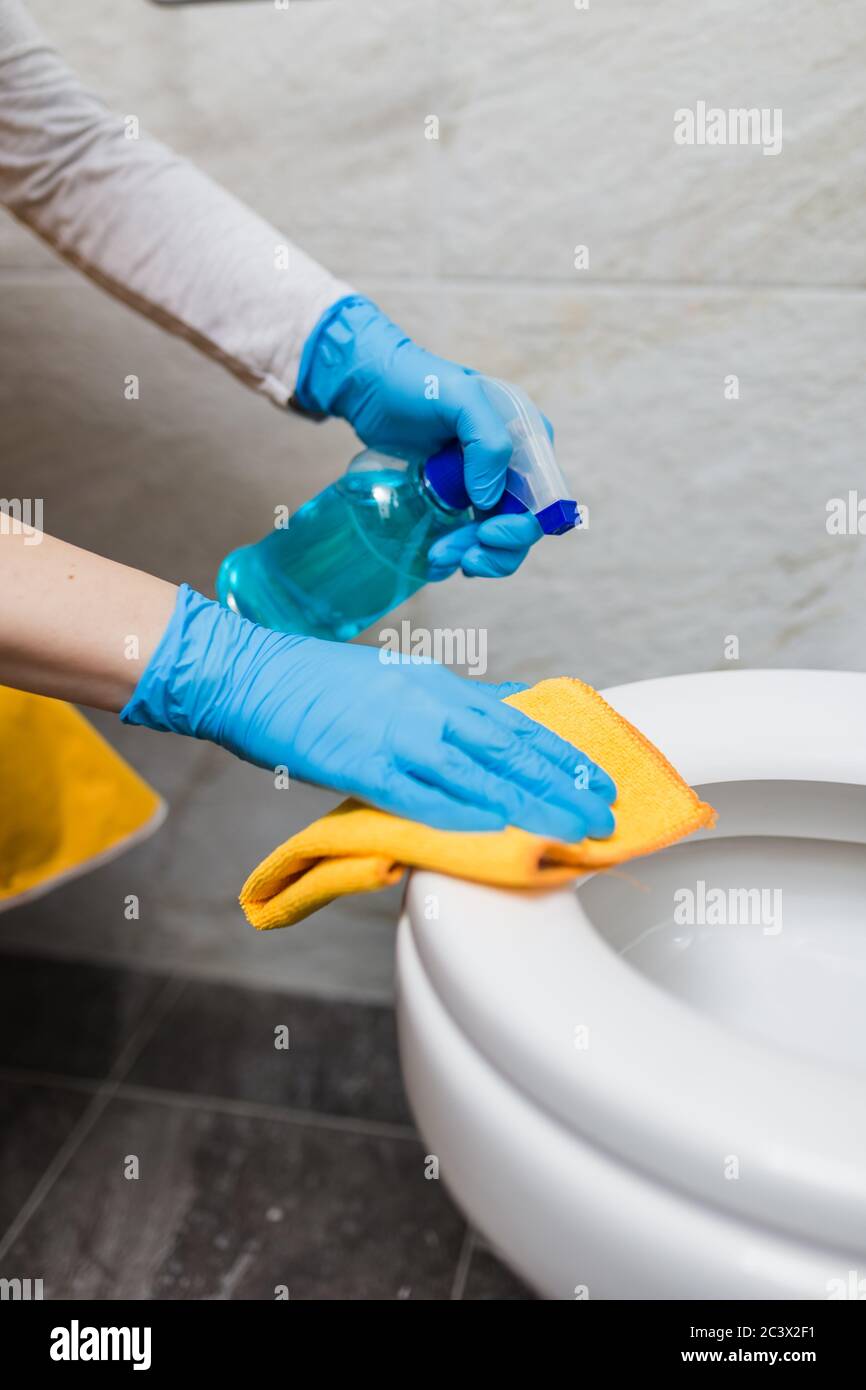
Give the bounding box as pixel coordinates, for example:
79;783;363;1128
401;668;866;1253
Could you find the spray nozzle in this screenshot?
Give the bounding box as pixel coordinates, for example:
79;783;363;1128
424;377;579;534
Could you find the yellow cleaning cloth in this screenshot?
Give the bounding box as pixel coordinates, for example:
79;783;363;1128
0;687;165;910
240;677;716;931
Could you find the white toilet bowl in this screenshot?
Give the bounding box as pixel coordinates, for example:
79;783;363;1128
396;669;866;1299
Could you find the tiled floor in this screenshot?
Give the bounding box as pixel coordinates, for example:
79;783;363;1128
0;948;533;1300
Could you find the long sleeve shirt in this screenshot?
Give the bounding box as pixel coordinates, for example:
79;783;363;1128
0;0;351;406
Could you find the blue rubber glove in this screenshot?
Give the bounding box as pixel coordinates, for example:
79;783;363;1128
294;295;548;580
121;586;616;839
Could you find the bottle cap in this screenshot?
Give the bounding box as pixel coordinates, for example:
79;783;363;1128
424;443;472;512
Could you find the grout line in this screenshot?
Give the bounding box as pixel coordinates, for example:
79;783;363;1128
419;273;866;296
450;1227;475;1301
0;264;863;297
0;1064;419;1143
0;266;70;281
0;976;184;1264
0;1088;114;1265
0;1066;102;1097
107;976;188;1085
111;1080;420;1142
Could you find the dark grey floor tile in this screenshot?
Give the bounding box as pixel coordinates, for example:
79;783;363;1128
127;980;412;1125
3;1096;466;1300
0;951;163;1079
0;1078;89;1235
463;1241;537;1300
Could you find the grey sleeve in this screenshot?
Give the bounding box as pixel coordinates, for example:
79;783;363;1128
0;0;352;405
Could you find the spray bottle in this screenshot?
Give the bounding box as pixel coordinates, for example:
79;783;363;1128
216;377;578;642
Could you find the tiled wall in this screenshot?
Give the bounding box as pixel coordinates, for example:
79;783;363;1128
2;0;864;997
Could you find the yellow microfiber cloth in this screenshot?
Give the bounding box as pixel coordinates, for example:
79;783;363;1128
240;677;716;931
0;687;165;910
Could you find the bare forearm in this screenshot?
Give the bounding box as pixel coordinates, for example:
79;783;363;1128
0;524;176;711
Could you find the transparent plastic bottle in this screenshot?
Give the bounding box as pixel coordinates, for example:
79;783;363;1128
216;378;578;641
217;452;472;641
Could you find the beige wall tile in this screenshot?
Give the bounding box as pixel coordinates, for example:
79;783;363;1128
436;0;865;285
406;280;866;685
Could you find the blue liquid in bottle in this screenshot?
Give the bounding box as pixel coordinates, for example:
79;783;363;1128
216;451;472;641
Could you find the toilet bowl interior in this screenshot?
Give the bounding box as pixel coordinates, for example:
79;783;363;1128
577;778;866;1075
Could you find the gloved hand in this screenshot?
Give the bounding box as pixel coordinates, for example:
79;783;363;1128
121;585;616;840
293;296;548;579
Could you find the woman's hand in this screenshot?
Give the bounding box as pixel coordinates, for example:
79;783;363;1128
293;296;552;580
122;585;616;840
